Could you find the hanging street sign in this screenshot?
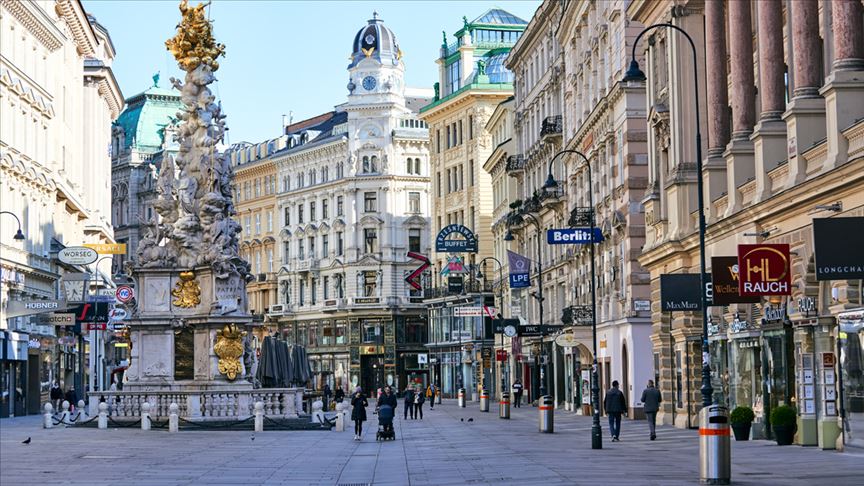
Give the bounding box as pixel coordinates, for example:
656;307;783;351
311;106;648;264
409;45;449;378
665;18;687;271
507;250;531;288
813;217;864;281
518;324;563;336
711;256;760;305
6;299;70;319
546;228;604;244
109;308;128;321
35;313;76;326
738;243;792;296
435;224;478;253
453;306;497;317
58;247;98;265
660;274;702;312
448;275;464;294
83;243;126;255
115;285;135;303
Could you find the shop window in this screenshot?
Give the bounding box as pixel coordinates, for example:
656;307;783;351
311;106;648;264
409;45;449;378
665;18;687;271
362;321;382;344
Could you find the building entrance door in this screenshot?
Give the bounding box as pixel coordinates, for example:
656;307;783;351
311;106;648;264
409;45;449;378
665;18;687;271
360;355;384;395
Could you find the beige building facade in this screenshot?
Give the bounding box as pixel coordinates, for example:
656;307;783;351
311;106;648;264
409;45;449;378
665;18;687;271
629;0;864;450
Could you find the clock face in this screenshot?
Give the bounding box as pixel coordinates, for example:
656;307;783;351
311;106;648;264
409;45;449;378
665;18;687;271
362;76;377;91
64;281;83;301
504;325;517;338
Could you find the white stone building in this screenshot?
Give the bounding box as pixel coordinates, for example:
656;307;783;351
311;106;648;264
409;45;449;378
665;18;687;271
0;0;122;416
267;14;433;393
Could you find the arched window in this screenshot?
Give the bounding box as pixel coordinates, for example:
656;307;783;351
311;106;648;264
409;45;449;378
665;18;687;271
362;156;370;173
406;158;412;174
336;162;344;179
309;169;315;185
413;158;421;175
370;155;378;173
323;167;329;182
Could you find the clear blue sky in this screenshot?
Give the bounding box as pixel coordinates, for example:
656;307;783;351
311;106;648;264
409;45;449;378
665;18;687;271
85;0;540;144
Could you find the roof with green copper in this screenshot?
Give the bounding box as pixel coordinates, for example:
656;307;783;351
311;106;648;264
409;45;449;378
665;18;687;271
115;84;182;152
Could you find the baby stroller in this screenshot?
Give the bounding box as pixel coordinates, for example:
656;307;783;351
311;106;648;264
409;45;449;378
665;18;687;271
376;404;395;441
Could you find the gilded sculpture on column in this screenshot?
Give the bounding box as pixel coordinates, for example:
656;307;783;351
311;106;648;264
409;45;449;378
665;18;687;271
171;271;201;308
214;324;246;381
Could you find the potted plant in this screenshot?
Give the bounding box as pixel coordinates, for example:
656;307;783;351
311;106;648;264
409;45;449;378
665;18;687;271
730;406;755;441
770;405;797;445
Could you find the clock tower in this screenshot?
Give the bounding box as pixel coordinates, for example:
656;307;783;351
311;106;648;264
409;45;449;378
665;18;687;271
345;12;409;176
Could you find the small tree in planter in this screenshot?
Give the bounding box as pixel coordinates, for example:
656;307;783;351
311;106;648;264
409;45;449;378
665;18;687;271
770;405;797;445
730;406;755;441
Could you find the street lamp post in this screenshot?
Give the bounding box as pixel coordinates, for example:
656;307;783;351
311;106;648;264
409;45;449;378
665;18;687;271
477;256;505;398
622;23;713;408
0;211;26;240
504;211;547;398
544;149;602;450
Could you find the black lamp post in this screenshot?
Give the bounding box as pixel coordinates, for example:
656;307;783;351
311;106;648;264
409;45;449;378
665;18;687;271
504;212;547;398
623;23;713;408
0;211;26;240
477;256;505;398
544;149;602;450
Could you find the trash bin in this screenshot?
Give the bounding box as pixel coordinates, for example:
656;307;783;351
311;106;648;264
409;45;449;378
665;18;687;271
539;395;553;433
699;405;731;485
479;389;489;412
499;392;510;419
457;388;466;408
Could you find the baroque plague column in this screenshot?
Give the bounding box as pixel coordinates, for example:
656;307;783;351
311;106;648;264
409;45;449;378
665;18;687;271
123;1;257;396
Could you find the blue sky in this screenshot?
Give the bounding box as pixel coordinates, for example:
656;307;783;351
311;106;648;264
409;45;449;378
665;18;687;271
85;0;540;144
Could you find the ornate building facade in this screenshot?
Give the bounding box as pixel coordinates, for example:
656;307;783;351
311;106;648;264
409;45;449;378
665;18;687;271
629;0;864;450
1;0;122;416
420;9;526;400
268;14;433;394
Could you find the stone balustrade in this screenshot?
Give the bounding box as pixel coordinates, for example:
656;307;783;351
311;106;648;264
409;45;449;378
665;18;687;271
92;388;303;421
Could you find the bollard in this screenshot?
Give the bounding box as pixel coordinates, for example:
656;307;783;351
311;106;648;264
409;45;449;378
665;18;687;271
499;392;510;419
60;400;70;427
98;402;108;429
43;403;54;429
254;401;264;432
169;403;179;433
457;388;466;408
311;400;325;424
479;389;489;412
334;402;346;432
77;400;87;417
699;405;731;485
141;402;151;431
539;395;554;433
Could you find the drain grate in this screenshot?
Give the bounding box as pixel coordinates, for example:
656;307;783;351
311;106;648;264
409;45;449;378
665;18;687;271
338;483;370;486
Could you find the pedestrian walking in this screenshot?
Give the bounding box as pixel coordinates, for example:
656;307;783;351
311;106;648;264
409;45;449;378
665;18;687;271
335;386;345;404
512;379;524;408
323;384;332;411
427;383;436;410
403;386;416;419
414;386;425;419
50;381;63;411
641;379;662;441
350;386;368;441
604;380;627;441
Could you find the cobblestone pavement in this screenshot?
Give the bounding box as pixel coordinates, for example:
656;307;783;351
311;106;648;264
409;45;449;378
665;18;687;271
1;400;861;485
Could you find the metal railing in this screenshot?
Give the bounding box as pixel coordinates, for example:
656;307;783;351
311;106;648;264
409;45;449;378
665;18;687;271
506;155;526;173
541;115;563;137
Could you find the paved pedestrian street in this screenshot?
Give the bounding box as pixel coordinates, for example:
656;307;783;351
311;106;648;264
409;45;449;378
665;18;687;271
1;400;861;486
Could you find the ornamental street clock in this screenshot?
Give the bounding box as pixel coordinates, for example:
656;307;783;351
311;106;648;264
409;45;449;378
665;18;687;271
362;75;377;91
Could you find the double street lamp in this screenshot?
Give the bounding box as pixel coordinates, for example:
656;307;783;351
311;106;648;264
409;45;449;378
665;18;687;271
476;256;505;398
503;211;548;398
623;23;713;408
544;149;602;450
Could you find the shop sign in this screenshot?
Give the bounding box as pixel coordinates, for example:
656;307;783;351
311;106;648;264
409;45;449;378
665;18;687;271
738;339;760;349
738;244;792;296
517;324;562;336
454;307;485;317
822;353;835;367
28;338;41;349
58;247;98;265
791;297;817;317
633;300;651;312
417;354;428;364
546;228;604;244
58;336;76;346
707;321;722;337
447;276;463;294
813;217;864;281
710;257;760;305
762;303;787;323
83;243;127;255
354;297;379;304
115;285;135;303
435;224;478;253
729;318;751;333
35;313;75;326
554;333;581;348
496;349;507;361
660;274;702;311
6;299;70;318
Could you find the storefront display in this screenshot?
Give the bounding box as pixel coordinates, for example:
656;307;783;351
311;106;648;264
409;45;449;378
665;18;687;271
838;309;864;449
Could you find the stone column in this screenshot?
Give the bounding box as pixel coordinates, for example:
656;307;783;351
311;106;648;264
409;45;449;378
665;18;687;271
751;0;788;202
723;0;756;217
784;0;826;187
703;0;729;222
821;0;864;169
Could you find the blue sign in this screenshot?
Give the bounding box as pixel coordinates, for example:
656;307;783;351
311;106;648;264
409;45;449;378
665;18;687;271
509;273;530;289
435;224;478;253
546;228;604;244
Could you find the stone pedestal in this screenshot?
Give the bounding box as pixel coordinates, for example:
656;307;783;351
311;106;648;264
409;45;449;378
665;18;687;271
783;97;826;188
124;267;253;391
723;139;755;217
821;70;864;170
703;152;727;223
751;119;787;202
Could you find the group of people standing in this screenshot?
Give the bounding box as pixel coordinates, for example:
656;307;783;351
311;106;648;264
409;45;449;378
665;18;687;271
348;383;439;441
49;381;78;412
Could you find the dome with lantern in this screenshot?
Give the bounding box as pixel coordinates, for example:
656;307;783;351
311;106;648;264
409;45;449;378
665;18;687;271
349;12;402;68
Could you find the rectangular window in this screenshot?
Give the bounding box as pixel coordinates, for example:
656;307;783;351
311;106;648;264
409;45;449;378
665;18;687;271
408;191;421;213
337;196;344;216
267;211;273;232
255;214;261;234
255;252;261;273
469;115;474;139
437;172;442;196
470;206;475;231
310;201;316;221
322;199;329;219
284;207;290;226
336;232;344;256
436;129;441;153
364;192;377;212
267;249;273;272
446;125;451;149
298;239;305;260
469;159;474;186
298;205;304;224
244;216;251;236
363;273;377;298
283;241;290;262
364;228;378;254
458;120;463;144
409;229;421;253
310;281;317;306
362;320;381;343
336;321;346;344
322;234;329;257
308;236;315;259
299;280;305;305
323;276;330;300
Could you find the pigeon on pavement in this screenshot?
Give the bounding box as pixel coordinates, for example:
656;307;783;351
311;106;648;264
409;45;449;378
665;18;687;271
460;418;464;422
467;418;474;422
22;437;31;445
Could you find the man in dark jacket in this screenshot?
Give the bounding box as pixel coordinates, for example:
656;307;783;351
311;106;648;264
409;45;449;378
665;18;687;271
603;380;627;441
379;386;398;410
403;386;415;419
641;380;662;440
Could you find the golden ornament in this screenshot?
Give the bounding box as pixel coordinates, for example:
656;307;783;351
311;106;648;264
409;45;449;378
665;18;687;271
214;324;246;381
171;271;201;308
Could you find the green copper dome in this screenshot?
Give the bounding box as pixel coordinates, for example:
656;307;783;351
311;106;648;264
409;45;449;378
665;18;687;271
115;83;182;152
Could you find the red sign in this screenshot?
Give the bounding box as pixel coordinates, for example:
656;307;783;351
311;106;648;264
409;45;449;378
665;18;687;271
496;349;507;362
738;244;792;296
85;323;107;331
405;252;430;291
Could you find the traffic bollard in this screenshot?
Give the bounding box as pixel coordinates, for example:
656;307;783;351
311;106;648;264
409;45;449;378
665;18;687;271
539;395;554;433
98;402;108;429
699;405;731;485
499;392;510;419
458;388;466;408
479;389;489;412
43;403;54;429
169;403;179;433
254;401;264;432
141;402;151;431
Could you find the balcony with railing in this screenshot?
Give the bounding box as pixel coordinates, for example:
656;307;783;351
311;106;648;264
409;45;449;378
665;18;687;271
505;155;525;175
541;115;563;139
539;182;564;206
